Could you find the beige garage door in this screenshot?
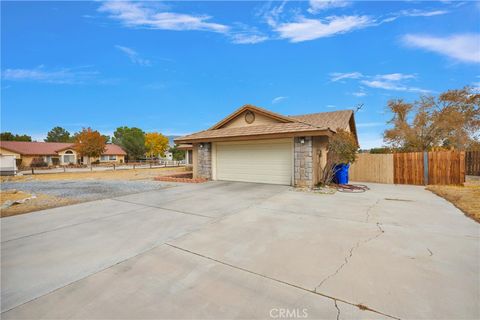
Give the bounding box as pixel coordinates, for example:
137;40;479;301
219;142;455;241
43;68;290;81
215;139;293;185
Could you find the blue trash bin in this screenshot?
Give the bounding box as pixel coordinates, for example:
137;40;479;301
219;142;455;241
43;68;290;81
333;163;350;184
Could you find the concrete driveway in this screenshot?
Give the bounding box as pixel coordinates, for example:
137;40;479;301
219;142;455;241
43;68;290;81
1;181;479;319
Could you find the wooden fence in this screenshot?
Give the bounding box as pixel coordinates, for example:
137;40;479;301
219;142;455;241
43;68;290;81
349;154;394;184
350;151;465;185
393;152;424;185
466;151;480;176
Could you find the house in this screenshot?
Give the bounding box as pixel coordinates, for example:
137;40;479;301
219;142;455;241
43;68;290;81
0;141;127;167
175;104;358;187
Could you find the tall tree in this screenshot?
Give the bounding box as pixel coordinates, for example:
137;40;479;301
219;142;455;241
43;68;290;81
0;132;32;141
384;87;480;151
44;126;71;142
169;145;185;161
74;128;106;164
112;126;146;160
145;132;169;158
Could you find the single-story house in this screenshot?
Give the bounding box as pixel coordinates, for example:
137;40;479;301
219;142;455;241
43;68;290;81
175;104;358;187
0;141;127;167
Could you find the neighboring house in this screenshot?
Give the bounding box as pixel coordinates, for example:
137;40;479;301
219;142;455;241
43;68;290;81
0;141;127;167
175;104;358;187
161;150;173;161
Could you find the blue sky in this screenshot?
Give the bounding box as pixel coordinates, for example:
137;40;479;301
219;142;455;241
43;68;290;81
2;1;479;148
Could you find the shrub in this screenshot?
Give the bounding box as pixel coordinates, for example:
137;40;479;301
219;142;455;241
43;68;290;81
30;157;48;168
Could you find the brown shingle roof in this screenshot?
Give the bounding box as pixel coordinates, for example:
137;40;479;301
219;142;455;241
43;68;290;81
0;141;126;156
175;106;355;143
289;110;353;131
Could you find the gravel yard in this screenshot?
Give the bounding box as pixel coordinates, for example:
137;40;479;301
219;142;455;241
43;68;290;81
1;180;171;202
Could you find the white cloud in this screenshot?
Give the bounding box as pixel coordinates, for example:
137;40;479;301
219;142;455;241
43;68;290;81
361;79;430;93
330;72;363;82
308;0;351;14
356;122;384;128
352;91;366;97
326;104;337;108
397;9;448;18
231;33;269;44
376;73;415;81
98;1;229;33
272;96;287;104
115;45;151;66
402;34;480;63
2;66;99;84
275;15;373;42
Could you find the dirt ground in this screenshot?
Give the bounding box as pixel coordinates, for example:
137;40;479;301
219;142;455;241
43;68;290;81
0;167;184;218
1;167;185;182
427;179;480;223
1;190;77;218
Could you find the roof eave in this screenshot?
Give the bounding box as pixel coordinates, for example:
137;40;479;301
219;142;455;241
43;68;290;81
174;129;333;144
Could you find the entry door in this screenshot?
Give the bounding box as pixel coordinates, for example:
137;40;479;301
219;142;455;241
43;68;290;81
215;139;293;185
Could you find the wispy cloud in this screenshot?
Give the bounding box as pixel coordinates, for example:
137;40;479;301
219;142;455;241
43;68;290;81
98;1;229;33
275;15;373;42
115;45;151;66
402;33;480;63
352;91;367;97
229;24;269;44
272;96;287;104
330;72;430;93
308;0;351;14
2;65;99;84
356;122;384;128
326;104;337;108
330;72;363;82
360;79;429;93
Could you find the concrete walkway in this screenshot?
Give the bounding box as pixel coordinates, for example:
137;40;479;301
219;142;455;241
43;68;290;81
1;181;479;319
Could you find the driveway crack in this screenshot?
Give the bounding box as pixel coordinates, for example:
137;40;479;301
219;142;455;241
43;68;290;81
315;222;385;291
334;299;341;320
365;199;381;222
165;243;400;320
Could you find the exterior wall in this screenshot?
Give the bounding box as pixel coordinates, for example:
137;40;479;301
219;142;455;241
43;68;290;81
21;156;36;167
58;149;78;165
192;144;199;178
222;111;280;129
196;142;212;179
312;136;329;186
294;137;313;188
0;148;21;159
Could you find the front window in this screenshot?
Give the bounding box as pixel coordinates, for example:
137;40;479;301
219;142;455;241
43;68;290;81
109;155;117;161
100;155;109;161
63;155;74;164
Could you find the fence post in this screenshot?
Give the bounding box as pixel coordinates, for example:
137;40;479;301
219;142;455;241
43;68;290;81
423;151;429;185
31;167;34;175
90;165;93;172
133;164;136;170
113;164;116;171
64;166;66;172
150;162;152;169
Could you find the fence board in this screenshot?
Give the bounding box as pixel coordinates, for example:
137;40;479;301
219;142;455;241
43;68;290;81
394;152;424;185
349;153;394;184
466;151;480;176
428;151;465;185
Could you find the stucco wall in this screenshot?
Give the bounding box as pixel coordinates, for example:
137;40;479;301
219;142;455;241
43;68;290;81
312;136;329;186
222;111;280;129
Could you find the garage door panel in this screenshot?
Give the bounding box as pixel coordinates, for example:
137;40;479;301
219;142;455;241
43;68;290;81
215;139;292;185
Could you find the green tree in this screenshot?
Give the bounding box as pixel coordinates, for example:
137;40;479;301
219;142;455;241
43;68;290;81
112;126;146;160
169;145;185;161
0;132;32;141
102;135;110;144
44;126;71;142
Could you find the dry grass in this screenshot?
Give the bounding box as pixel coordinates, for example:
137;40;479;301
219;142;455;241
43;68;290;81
1;167;185;182
0;190;77;218
427;180;480;223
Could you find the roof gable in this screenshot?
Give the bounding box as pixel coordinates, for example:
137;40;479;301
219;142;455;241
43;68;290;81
209;104;294;130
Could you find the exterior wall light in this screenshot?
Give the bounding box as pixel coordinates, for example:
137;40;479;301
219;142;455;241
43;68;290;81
200;143;204;148
300;138;305;144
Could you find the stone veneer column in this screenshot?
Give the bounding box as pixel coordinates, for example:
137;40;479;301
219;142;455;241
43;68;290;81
197;142;212;179
294;137;313;188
